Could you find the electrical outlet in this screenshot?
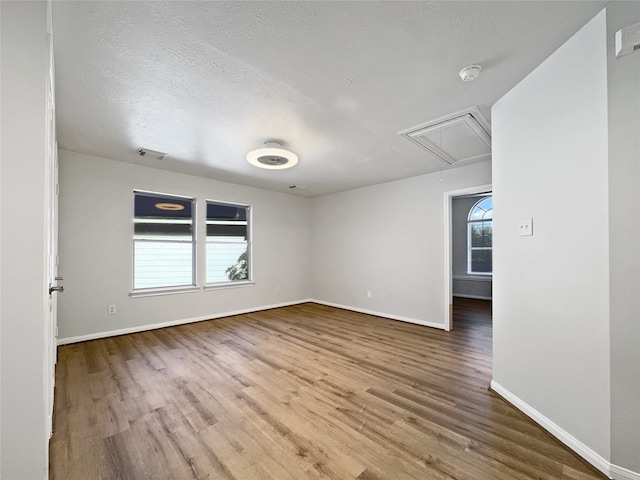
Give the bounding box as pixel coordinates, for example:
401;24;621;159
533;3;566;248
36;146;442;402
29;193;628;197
275;286;280;294
108;305;116;315
367;291;372;298
382;293;387;301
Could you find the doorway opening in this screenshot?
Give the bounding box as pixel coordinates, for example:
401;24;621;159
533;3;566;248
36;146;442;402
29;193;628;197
443;184;492;330
452;296;492;351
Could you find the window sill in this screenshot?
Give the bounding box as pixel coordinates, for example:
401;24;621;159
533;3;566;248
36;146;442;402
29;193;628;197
454;275;492;281
130;286;200;298
205;280;255;291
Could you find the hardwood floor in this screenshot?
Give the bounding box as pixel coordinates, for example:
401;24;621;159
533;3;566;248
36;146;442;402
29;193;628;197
50;300;606;479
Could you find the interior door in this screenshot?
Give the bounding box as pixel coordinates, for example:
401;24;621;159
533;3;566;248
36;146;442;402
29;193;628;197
45;7;60;438
45;144;60;439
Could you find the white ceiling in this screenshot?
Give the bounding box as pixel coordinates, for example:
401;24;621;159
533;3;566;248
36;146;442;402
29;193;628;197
52;1;605;197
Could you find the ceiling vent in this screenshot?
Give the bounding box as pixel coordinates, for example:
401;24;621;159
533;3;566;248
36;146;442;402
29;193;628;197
399;107;491;166
137;147;167;161
615;21;640;58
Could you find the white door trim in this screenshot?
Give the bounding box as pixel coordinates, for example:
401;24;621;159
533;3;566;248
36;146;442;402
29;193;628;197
443;184;492;330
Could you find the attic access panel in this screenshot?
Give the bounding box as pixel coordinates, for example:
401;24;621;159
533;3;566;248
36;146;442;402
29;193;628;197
400;108;491;166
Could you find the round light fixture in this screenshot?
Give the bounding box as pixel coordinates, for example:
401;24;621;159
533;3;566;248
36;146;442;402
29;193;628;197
459;64;482;82
247;141;298;170
155;202;185;211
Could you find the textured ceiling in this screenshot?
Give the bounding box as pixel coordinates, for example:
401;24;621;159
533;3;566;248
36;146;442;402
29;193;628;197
52;1;605;197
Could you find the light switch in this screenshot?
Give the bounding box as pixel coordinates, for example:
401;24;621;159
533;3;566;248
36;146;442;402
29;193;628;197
518;218;533;236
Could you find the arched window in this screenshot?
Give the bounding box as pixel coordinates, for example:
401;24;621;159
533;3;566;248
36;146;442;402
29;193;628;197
468;196;492;274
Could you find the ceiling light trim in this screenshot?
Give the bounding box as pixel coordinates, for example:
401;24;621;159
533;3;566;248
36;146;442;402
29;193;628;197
247;141;299;170
155;202;185;211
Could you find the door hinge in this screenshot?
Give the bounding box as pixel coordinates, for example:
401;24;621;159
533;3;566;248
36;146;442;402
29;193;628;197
55;326;59;337
55;255;60;266
56;184;59;195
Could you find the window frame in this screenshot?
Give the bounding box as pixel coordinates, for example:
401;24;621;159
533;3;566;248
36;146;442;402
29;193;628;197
204;199;253;288
131;190;198;296
467;196;493;276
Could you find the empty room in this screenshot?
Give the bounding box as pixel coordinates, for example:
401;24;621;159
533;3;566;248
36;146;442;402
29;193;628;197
1;1;639;479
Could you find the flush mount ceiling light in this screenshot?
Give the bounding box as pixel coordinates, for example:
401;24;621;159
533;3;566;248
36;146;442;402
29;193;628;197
459;64;482;82
247;141;298;170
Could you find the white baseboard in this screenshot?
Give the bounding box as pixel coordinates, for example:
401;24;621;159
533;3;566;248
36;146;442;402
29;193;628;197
452;294;492;301
57;298;445;345
491;380;640;480
57;299;310;345
610;465;640;480
309;299;446;330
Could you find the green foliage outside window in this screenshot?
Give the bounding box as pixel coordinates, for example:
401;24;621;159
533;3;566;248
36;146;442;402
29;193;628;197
226;250;248;281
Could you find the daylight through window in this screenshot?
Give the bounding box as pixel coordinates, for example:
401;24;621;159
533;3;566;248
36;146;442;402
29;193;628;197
467;196;492;274
206;201;251;284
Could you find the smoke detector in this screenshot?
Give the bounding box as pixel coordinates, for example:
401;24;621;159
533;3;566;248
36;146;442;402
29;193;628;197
247;141;298;170
459;65;482;82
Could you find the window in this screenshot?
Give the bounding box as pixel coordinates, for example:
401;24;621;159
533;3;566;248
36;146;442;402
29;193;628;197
468;196;492;274
133;191;195;290
206;201;251;285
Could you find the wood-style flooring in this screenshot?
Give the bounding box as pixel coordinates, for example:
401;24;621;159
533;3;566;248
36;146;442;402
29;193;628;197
50;299;606;479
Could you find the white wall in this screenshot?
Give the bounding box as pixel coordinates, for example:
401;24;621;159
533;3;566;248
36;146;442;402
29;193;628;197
0;1;50;479
310;162;491;328
57;150;311;340
606;2;640;475
492;9;611;466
